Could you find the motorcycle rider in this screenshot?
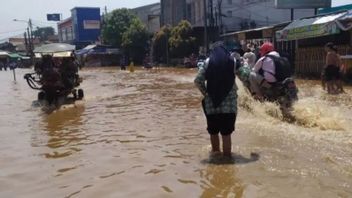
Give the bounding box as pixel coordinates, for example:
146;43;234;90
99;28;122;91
249;42;280;99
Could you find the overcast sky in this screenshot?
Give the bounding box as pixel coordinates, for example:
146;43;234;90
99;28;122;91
0;0;350;41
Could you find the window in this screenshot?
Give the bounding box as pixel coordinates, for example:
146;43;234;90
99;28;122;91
227;10;232;17
228;0;232;5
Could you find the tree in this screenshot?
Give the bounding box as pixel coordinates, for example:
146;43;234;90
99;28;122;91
102;8;137;47
33;27;55;42
122;18;150;64
152;25;171;63
168;20;196;58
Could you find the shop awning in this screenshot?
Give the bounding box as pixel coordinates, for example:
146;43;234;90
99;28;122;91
0;50;9;57
336;10;352;31
8;53;22;59
276;11;347;41
75;44;121;55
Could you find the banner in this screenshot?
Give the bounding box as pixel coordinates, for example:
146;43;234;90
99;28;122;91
276;22;340;41
47;14;61;21
83;20;100;30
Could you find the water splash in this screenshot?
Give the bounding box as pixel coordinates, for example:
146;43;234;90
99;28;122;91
292;98;346;131
236;80;347;131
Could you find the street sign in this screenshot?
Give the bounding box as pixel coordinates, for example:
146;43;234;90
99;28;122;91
47;14;61;21
275;0;331;9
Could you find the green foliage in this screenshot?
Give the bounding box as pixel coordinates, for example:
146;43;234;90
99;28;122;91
102;8;137;47
152;25;171;63
122;18;150;64
33;27;55;42
168;20;196;58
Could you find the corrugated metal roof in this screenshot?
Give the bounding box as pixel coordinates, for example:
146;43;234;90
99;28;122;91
282;11;347;31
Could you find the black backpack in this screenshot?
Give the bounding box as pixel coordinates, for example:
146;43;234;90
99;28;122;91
260;55;293;82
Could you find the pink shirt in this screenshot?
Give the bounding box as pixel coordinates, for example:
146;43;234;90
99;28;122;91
253;51;280;83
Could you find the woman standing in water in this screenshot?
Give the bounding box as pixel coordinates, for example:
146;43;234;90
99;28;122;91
194;44;238;158
323;42;344;94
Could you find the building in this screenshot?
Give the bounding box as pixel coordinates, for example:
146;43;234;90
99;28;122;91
58;7;101;48
8;37;40;52
131;3;161;33
219;0;314;32
186;0;205;27
161;0;187;26
162;0;315;32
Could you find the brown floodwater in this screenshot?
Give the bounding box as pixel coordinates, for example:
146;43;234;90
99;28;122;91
0;68;351;198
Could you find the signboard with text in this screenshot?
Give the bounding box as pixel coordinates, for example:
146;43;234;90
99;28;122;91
276;22;340;41
83;20;100;30
47;14;61;21
275;0;331;9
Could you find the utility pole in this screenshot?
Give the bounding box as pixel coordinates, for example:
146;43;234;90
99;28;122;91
203;0;208;54
217;0;223;34
27;28;32;56
209;0;214;27
24;32;28;55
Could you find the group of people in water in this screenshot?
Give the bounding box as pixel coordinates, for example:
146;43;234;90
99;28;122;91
194;41;348;158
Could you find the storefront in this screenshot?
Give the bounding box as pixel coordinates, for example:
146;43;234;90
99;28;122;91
276;10;352;77
58;7;101;49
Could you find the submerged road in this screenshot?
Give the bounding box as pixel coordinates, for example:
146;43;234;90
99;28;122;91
0;68;351;197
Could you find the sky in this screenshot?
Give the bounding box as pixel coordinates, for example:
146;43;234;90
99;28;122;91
0;0;351;41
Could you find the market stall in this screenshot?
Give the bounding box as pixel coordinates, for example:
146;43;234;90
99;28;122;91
276;10;352;77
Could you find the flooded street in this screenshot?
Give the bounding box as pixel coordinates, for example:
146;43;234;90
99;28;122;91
0;68;351;198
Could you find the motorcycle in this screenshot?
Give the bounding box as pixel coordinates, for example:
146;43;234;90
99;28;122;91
237;66;299;112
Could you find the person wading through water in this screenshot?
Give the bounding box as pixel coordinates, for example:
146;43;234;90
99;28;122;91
323;42;345;94
194;44;239;158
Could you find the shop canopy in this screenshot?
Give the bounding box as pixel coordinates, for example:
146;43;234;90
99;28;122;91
0;50;9;57
35;51;73;58
75;44;121;56
8;53;22;59
276;11;347;41
336;10;352;31
34;43;75;53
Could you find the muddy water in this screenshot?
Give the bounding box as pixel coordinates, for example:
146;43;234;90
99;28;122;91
0;68;351;198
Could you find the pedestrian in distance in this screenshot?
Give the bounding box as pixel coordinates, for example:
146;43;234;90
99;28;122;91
194;44;239;158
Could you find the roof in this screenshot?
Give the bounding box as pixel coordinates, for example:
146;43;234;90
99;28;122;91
58;17;72;25
220;21;292;38
339;10;352;20
282;11;346;30
132;2;160;10
319;4;352;14
221;26;274;38
276;11;348;41
0;50;9;56
71;7;100;11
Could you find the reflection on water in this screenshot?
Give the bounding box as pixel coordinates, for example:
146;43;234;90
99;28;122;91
43;105;85;158
200;165;243;198
0;68;352;197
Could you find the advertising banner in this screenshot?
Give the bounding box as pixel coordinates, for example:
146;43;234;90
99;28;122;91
83;20;101;30
276;22;340;41
47;14;61;21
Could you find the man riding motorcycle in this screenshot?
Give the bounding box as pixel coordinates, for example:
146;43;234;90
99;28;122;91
249;42;279;100
242;42;298;111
